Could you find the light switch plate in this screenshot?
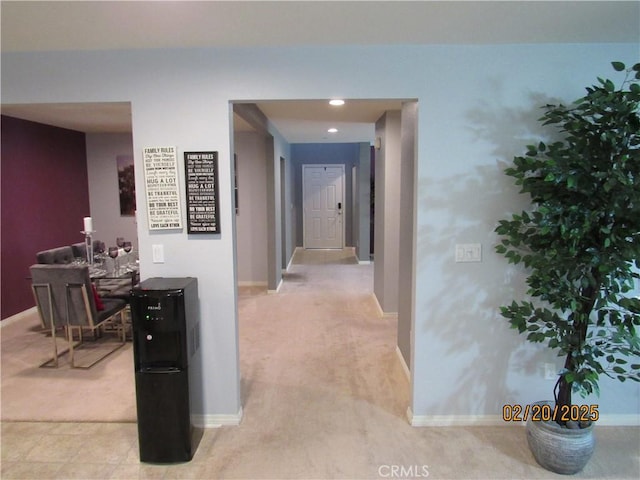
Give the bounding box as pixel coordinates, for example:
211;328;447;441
455;243;481;262
152;244;164;263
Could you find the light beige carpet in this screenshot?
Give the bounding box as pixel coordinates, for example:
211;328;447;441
0;315;136;422
0;248;379;424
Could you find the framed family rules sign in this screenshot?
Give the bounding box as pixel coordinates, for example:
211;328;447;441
143;146;183;230
184;151;220;234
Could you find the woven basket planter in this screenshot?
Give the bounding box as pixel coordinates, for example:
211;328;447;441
526;401;595;475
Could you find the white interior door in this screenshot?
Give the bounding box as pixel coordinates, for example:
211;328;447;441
303;165;344;249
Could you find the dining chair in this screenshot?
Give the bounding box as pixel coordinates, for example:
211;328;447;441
31;271;68;368
30;264;128;368
71;242;87;260
35;245;75;264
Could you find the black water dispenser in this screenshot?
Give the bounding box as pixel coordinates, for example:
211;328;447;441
130;277;199;463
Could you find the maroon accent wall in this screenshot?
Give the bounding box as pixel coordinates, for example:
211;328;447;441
1;115;90;319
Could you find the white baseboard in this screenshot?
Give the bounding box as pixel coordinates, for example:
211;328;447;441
356;252;371;264
237;281;268;288
193;407;243;428
286;248;299;271
372;294;383;317
396;346;410;382
371;293;397;318
407;409;640;427
595;415;640;426
1;306;37;328
268;278;283;294
408;409;518;427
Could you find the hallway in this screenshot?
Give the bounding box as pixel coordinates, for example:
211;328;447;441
235;247;411;475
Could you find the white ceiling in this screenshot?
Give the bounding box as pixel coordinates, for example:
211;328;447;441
3;1;638;52
237;99;407;142
1;102;134;133
2;1;638;143
0;99;407;143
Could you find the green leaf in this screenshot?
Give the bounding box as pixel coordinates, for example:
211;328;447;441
611;61;626;72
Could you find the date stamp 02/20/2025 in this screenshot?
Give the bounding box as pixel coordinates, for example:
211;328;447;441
502;403;599;423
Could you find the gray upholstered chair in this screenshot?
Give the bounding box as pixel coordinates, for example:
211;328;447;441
71;242;87;260
92;239;106;254
31;266;68;367
30;264;127;368
36;246;75;264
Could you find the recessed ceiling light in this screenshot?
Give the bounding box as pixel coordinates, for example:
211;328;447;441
329;99;345;106
328;128;338;133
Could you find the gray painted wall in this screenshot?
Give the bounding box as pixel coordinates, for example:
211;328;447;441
265;135;278;290
280;144;294;269
397;102;418;369
86;133;137;251
373;111;402;314
234;105;292;288
354;143;372;262
266;127;292;287
234;131;268;284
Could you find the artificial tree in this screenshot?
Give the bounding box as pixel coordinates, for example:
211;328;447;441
495;61;640;425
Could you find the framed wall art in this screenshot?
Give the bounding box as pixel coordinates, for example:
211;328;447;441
142;146;183;230
184;151;220;234
117;154;136;216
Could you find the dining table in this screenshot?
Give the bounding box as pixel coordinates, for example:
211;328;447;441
89;256;139;340
89;250;139;299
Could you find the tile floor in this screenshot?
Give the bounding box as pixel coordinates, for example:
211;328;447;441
1;421;222;479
